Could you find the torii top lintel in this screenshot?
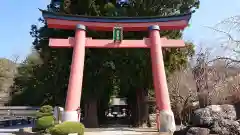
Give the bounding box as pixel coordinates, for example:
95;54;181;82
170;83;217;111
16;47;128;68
41;10;191;31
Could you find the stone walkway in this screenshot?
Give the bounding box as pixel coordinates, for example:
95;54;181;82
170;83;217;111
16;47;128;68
85;128;159;135
0;125;166;135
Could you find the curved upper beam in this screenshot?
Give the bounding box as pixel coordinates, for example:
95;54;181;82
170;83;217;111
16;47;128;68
41;10;192;31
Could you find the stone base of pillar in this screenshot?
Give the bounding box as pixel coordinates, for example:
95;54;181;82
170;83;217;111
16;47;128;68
159;110;176;134
63;111;79;122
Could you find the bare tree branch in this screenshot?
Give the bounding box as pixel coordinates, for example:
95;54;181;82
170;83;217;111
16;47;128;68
205;26;240;44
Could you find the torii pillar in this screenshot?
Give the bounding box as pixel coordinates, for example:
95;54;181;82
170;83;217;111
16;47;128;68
63;24;86;122
149;25;176;133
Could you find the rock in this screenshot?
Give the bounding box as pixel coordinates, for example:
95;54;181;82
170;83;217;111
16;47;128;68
174;126;188;135
192;104;237;127
174;126;210;135
186;127;210;135
211;119;240;135
192;116;214;127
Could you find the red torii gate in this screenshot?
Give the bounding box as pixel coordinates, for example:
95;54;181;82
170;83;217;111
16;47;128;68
41;10;191;133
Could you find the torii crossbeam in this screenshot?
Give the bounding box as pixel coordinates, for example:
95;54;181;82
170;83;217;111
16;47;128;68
49;37;185;48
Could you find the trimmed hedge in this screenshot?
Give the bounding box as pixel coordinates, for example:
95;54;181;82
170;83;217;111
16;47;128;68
39;105;53;113
36;105;53;118
36;116;55;130
36;112;53;118
50;121;85;135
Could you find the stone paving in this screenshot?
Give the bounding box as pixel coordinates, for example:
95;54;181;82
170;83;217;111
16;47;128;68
0;124;163;135
85;127;159;135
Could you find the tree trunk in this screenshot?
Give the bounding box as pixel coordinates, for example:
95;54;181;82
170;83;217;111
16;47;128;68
83;99;99;128
136;89;149;127
127;89;137;127
192;63;210;108
198;91;209;108
98;98;108;126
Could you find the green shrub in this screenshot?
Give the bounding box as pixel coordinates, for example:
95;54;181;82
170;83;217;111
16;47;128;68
40;105;53;113
36;116;55;130
50;121;85;135
36;112;53;118
36;105;53;118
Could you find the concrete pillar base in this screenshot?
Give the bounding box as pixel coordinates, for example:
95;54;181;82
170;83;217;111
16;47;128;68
159;110;176;134
63;111;79;122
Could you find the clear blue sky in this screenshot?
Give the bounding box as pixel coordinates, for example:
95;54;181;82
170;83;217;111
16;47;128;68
1;0;240;61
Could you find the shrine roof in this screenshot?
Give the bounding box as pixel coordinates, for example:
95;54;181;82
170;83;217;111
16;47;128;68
41;9;192;31
41;10;191;23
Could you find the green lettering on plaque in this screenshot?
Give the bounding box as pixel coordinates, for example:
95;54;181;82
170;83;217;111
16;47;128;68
113;27;123;42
